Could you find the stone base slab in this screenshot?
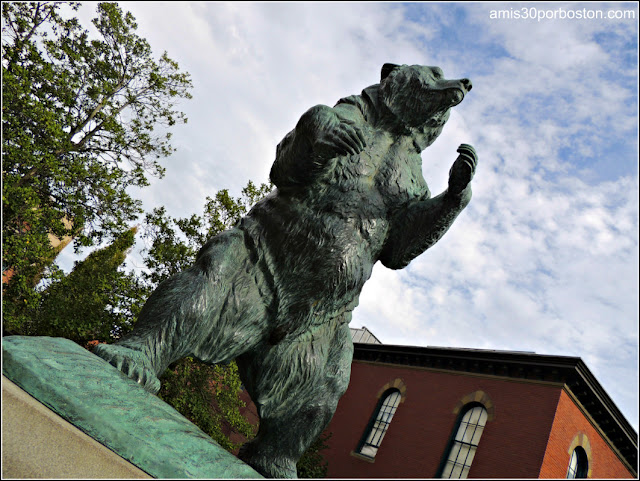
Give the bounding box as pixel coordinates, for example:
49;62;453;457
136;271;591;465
2;336;263;479
2;376;151;478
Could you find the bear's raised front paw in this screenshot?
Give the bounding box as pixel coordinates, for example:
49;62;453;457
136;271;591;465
448;143;478;195
457;143;477;163
92;343;161;394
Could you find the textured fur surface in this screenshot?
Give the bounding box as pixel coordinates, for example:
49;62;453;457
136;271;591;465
94;64;477;478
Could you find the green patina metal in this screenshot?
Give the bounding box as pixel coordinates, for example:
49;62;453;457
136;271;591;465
2;336;263;479
87;63;477;478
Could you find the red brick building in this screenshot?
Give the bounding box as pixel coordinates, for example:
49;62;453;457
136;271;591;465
323;334;637;478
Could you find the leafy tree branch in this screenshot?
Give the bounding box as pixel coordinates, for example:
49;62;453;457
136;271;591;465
2;1;192;313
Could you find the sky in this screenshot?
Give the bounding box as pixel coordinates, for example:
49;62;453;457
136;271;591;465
60;2;639;432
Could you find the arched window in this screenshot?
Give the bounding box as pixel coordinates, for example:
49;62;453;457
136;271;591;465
356;388;402;458
567;446;589;478
439;404;488;478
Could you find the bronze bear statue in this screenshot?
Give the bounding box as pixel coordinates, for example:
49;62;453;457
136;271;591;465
94;63;477;478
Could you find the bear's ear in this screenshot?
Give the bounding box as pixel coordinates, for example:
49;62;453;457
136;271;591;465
381;63;400;81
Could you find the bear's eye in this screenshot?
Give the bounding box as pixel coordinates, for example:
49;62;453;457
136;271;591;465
431;67;444;79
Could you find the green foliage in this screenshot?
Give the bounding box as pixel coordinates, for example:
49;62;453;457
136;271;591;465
2;1;192;325
2;227;146;342
158;358;256;453
3;178;272;452
33;227;147;344
297;431;332;478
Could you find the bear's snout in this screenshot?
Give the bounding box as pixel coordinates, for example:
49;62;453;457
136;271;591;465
435;78;472;96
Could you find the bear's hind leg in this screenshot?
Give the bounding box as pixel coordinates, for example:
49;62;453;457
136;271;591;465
237;321;354;478
238;405;335;478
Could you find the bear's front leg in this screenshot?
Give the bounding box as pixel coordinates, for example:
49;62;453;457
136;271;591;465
93;228;269;395
93;342;161;393
270;104;366;189
302;105;367;160
379;144;478;270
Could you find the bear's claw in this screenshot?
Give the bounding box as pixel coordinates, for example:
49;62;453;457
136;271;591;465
457;143;477;164
93;343;161;394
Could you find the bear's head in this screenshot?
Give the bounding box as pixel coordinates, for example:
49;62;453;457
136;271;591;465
379;63;472;129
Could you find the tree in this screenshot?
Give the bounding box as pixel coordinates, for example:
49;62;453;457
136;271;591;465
2;1;192;324
32;227;146;344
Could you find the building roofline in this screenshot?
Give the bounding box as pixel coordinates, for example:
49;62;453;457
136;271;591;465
350;326;383;344
353;342;637;474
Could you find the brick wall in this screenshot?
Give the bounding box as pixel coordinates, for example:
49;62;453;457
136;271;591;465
539;389;634;478
325;361;563;478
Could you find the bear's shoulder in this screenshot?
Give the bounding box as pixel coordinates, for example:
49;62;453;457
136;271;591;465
334;84;381;123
